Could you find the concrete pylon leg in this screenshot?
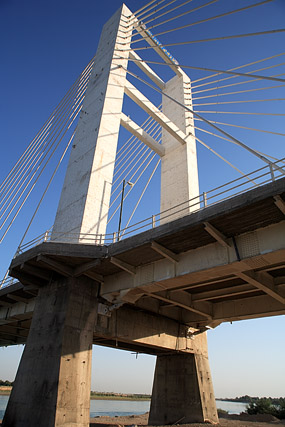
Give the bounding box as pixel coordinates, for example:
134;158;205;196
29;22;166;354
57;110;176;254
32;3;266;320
2;276;98;427
149;336;218;425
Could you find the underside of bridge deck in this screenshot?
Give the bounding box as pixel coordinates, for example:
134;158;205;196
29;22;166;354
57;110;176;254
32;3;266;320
0;179;284;426
1;178;284;346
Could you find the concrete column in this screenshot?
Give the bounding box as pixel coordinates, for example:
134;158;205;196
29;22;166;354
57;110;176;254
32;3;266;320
160;73;199;223
149;334;218;425
2;276;98;427
51;5;133;243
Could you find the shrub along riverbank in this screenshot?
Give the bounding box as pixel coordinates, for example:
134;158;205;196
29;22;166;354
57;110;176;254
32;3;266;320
218;396;285;420
247;398;285;420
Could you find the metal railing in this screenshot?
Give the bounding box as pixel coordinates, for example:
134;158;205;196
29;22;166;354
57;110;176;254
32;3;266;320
1;158;284;289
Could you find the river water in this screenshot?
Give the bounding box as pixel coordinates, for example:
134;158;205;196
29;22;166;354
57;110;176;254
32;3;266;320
0;396;248;419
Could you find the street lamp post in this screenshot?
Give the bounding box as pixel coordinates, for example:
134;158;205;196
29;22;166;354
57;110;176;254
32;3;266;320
117;179;133;241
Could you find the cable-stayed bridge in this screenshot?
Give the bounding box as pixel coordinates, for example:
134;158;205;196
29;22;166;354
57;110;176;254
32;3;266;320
0;1;284;425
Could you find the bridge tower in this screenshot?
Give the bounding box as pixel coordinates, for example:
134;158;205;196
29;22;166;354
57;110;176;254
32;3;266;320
3;4;217;426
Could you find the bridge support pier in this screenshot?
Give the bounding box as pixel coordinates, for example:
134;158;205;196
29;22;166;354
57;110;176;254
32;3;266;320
149;339;218;425
3;276;98;427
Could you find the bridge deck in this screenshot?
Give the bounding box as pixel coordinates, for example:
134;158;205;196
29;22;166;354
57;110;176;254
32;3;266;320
0;178;284;350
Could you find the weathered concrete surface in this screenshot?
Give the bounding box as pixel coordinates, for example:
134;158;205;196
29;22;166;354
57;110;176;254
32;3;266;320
149;334;218;425
2;276;98;427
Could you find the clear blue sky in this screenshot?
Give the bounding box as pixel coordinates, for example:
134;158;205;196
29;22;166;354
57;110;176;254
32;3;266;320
0;0;284;398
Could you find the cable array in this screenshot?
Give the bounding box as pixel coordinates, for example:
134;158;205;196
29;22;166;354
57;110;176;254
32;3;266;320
122;67;285;176
0;58;94;243
131;0;274;44
107;112;162;229
1;0;284;272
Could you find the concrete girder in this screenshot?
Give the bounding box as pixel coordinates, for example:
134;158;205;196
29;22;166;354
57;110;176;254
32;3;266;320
236;270;285;304
6;294;30;304
191;283;256;302
124;80;192;149
94;304;209;355
37;254;73;277
102;221;285;298
274;195;285;215
110;257;137;275
120;112;165;156
151;241;179;263
0;292;211;355
204;221;231;248
210;289;285;326
129;50;165;89
73;259;101;277
145;290;213;319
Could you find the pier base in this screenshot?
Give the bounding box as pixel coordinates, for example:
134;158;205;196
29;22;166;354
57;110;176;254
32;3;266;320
2;276;98;427
149;339;218;425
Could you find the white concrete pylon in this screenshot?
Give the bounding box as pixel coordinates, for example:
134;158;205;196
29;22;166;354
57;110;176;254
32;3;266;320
51;4;134;243
160;72;199;223
51;3;199;243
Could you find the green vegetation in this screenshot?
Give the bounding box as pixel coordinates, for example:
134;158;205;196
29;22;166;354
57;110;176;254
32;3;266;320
0;380;13;395
247;398;285;419
218;395;285;420
0;380;13;386
217;409;228;415
0;381;151;400
90;391;151;401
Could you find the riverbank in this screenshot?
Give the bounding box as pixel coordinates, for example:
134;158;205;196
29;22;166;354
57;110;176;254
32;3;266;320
1;412;285;425
91;395;150;401
0;388;11;396
89;412;285;426
0;388;150;401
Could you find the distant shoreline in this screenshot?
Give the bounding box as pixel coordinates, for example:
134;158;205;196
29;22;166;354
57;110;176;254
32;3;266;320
90;395;150;401
0;389;150;401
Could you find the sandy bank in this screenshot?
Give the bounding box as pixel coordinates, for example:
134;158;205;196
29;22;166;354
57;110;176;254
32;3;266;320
1;411;285;426
89;412;285;427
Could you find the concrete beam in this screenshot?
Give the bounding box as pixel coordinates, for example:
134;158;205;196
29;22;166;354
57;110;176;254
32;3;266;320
210;290;285;326
146;290;212;320
73;259;101;277
204;222;231;248
191;284;255;302
274;195;285;215
6;294;30;304
95;304;209;355
237;271;285;304
129;50;165;89
120;113;165;156
151;241;179;263
0;301;13;308
37;255;73;277
103;222;285;300
124;80;192;148
83;271;104;283
11;271;43;287
20;263;51;281
110;257;136;275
